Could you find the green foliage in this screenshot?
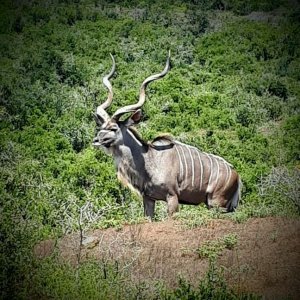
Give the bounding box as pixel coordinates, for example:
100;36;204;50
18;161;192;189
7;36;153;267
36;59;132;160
197;234;238;261
166;260;260;300
31;259;129;300
258;166;300;212
176;204;224;228
0;0;299;298
224;0;284;15
7;256;258;300
281;115;300;162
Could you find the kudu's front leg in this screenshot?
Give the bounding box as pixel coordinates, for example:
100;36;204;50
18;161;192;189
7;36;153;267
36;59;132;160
143;196;155;220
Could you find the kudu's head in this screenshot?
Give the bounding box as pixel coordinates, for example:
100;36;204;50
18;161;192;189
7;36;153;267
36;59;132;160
93;52;171;151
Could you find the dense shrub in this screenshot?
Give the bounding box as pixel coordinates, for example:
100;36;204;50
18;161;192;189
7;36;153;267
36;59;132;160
0;0;299;297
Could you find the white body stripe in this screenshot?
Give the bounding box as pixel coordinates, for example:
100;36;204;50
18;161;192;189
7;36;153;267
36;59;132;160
186;146;195;187
211;153;233;168
215;157;220;188
224;164;232;190
175;141;235;195
174;145;183;181
210;153;233;191
224;162;229;190
178;145;188;181
196;150;203;191
205;153;213;193
127;129;143;147
189;145;204;191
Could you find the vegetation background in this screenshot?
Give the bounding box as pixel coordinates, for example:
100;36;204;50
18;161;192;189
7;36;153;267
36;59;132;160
0;0;299;298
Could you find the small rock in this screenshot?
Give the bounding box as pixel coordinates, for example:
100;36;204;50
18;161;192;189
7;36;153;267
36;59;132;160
82;236;99;249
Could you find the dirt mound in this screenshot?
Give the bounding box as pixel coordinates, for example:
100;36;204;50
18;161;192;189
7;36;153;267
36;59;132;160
35;217;300;299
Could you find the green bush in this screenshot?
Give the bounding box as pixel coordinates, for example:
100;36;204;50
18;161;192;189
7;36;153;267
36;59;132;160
0;0;299;297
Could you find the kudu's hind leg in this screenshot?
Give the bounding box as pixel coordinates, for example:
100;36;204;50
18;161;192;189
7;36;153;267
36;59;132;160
143;196;155;220
166;194;179;216
207;193;228;212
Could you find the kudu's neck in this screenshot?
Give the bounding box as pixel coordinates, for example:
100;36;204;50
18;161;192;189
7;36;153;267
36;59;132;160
112;128;148;168
111;128;149;193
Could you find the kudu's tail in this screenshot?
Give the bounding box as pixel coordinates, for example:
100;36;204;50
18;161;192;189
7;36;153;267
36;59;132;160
228;177;242;212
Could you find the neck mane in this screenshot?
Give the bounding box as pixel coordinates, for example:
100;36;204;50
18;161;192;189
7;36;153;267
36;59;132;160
127;127;148;147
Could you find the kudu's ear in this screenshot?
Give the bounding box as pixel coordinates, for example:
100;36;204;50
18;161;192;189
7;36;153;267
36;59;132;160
124;109;142;127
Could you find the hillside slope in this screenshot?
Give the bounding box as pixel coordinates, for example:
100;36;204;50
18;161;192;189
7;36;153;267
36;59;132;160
35;216;300;299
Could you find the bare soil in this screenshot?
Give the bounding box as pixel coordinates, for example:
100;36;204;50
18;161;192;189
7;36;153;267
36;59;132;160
35;217;300;299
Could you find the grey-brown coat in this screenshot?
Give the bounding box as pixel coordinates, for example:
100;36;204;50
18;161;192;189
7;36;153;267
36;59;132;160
93;52;241;218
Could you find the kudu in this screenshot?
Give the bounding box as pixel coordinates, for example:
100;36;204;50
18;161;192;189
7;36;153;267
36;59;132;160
93;52;241;219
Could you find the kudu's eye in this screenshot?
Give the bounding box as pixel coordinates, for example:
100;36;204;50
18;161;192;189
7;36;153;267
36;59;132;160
110;125;118;132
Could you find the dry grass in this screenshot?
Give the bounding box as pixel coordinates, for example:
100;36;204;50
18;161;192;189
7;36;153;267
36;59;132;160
35;216;300;299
